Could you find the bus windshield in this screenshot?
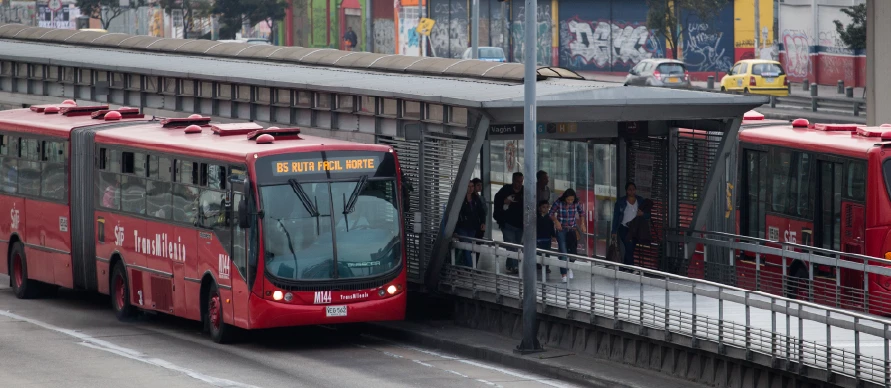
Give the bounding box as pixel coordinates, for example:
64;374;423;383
261;178;401;281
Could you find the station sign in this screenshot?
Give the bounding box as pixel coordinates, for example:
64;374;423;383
489;122;579;137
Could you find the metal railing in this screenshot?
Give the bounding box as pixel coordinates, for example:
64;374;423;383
665;229;891;317
445;236;891;388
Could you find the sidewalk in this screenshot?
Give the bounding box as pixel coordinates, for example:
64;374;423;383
365;318;707;388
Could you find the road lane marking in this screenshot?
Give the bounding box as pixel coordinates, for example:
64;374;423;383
0;310;261;388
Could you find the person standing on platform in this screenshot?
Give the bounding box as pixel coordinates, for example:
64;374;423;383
611;182;649;272
455;181;486;267
536;170;551;204
549;188;586;283
493;172;524;274
471;178;487;264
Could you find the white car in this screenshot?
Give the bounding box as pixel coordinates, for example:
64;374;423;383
461;47;506;62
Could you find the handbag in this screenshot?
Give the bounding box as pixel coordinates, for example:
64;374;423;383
606;240;620;262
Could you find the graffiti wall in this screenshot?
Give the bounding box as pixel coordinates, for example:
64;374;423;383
558;0;661;72
1;1;36;26
681;5;735;72
733;0;777;61
778;1;865;87
371;0;396;54
511;0;553;65
429;0;469;58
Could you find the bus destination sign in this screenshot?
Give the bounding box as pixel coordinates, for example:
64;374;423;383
272;156;381;176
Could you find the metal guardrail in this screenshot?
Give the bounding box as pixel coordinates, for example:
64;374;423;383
445;236;891;388
665;229;891;317
767;95;867;117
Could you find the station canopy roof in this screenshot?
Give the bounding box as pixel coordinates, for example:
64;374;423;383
0;24;768;125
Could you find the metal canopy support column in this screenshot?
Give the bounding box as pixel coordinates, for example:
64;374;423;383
425;113;491;289
684;117;742;260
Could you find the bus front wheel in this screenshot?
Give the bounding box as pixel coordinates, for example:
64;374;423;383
205;282;235;344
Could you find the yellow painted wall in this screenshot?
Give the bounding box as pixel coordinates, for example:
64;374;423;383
734;0;776;60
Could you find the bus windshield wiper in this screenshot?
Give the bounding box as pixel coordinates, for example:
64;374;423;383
272;217;299;274
343;175;368;215
288;179;320;217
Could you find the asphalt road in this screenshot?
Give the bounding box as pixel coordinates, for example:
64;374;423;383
0;275;579;388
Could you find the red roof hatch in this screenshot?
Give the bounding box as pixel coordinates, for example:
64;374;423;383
856;127;885;138
814;123;860;132
91;107;144;119
60;105;111;116
246;127;302;141
211;123;263;136
161;116;212;128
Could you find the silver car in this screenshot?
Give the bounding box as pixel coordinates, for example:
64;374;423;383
461;47;506;62
624;59;692;88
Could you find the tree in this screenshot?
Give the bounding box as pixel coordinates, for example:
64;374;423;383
157;0;214;39
646;0;730;60
833;3;866;50
213;0;287;40
76;0;146;30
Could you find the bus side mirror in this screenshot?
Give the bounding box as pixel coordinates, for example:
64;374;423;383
238;198;250;229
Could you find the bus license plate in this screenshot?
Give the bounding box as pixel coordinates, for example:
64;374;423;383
326;305;347;317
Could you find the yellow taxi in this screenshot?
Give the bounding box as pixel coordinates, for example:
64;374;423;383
720;59;789;96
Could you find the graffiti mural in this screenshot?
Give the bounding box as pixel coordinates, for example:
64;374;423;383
782;29;810;78
1;2;37;26
683;22;733;72
511;2;552;65
429;0;469;58
373;19;396;54
559;18;659;70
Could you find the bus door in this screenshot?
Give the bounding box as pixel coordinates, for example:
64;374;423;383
814;160;843;306
840;161;867;309
228;169;250;328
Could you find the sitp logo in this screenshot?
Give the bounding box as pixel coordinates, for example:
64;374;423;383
218;254;230;280
10;203;20;230
113;223;125;247
314;291;331;304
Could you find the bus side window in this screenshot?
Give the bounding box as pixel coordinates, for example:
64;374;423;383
846;161;866;201
147;155;173;219
173;183;199;224
0;134;18;194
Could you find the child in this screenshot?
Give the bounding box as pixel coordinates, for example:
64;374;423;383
536;200;555;276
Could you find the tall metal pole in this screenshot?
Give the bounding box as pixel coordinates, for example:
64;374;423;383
754;0;760;58
516;0;542;354
471;0;479;58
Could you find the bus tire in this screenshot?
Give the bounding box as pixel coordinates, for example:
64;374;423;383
205;282;235;344
9;242;39;299
111;262;137;321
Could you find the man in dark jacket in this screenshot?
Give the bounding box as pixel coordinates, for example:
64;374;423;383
455;181;486;267
493;172;524;273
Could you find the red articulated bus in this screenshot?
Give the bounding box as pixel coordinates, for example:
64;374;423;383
733;117;891;315
0;102;407;342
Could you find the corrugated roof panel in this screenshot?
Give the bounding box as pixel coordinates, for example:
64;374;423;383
205;42;254;56
146;39;194;51
36;29;79;43
63;30;109;44
481;65;525;82
173;40;220;54
0;24;29;38
369;55;424;71
234;45;282;59
405;57;464;74
11;27;52;40
89;33;133;47
296;49;343;65
118;35;165;49
268;47;326;61
306;50;354;66
329;52;383;67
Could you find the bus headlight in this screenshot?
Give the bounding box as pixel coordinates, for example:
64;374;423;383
284;292;293;302
387;285;397;295
273;290;284;301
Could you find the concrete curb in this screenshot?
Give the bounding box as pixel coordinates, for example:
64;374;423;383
364;322;639;388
